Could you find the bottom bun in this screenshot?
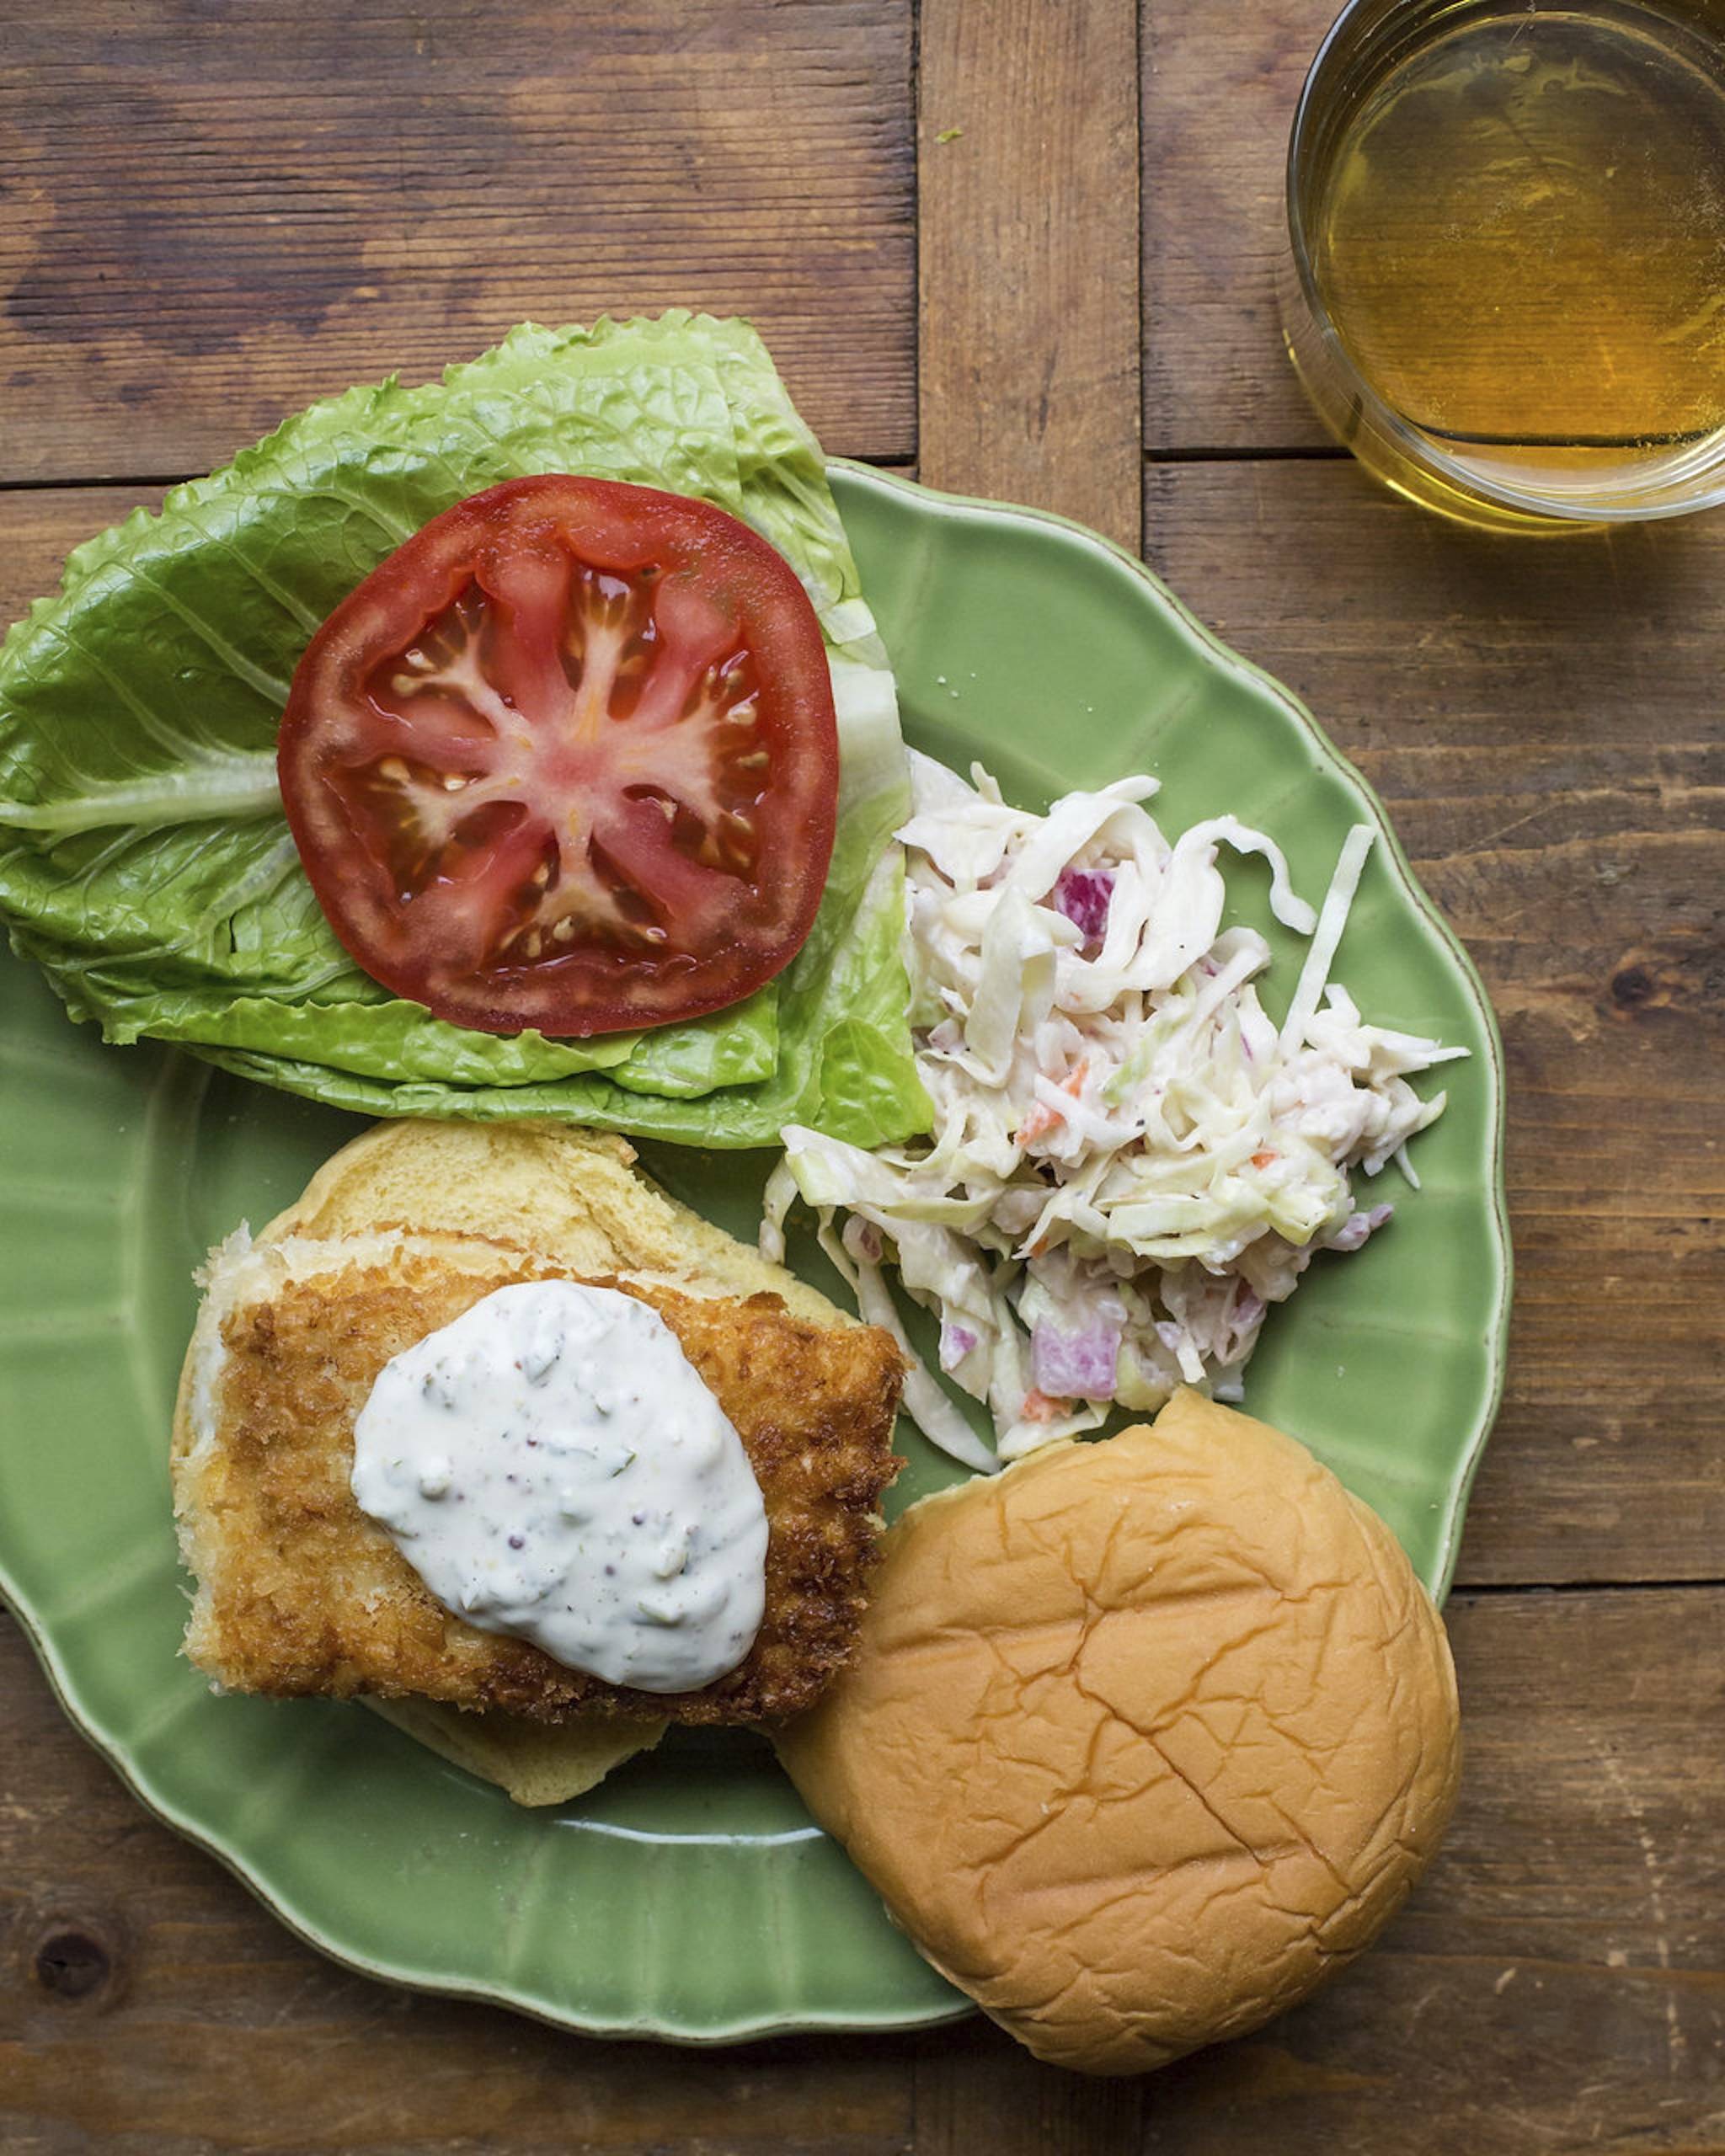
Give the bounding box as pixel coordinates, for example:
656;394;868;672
774;1391;1461;2075
361;1695;665;1807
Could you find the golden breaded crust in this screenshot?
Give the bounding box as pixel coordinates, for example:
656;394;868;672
178;1238;904;1726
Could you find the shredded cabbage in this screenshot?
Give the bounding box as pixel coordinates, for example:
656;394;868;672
765;752;1468;1468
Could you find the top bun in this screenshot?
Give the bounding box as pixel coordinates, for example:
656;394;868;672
775;1390;1461;2075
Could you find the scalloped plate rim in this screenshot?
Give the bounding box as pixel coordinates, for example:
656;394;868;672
0;461;1511;2047
829;458;1513;1599
0;1571;974;2045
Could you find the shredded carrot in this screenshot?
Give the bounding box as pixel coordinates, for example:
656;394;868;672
1252;1150;1278;1169
1018;1061;1090;1145
1022;1388;1067;1422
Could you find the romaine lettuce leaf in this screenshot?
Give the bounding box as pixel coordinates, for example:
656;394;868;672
0;314;929;1149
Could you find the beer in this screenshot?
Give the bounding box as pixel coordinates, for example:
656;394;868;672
1285;1;1725;526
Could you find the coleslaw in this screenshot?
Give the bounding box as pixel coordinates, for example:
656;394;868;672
761;751;1466;1470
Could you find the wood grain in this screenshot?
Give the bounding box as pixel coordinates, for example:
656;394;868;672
1140;0;1338;452
0;0;915;483
916;0;1142;548
5;1588;1720;2152
4;3;1723;2144
0;486;168;632
1145;456;1725;1587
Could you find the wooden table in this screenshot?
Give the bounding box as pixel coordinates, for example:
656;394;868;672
3;3;1720;2148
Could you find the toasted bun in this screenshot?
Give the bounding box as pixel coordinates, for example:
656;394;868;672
177;1118;858;1804
774;1391;1461;2074
260;1117;846;1325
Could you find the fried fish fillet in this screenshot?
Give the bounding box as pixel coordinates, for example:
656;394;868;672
175;1228;905;1726
171;1121;905;1740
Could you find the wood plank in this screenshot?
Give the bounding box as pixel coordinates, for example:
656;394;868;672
5;1589;1720;2149
0;0;915;483
1144;456;1725;1586
1140;0;1338;452
0;487;168;632
916;0;1142;549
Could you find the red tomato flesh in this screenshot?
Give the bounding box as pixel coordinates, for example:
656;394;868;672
277;475;839;1037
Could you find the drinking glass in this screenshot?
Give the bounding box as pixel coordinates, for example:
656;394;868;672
1282;0;1725;530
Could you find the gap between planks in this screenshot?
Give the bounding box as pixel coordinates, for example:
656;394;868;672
0;451;1350;504
0;455;927;500
1451;1577;1725;1600
7;1580;1719;1622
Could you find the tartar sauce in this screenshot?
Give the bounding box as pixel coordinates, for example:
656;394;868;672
350;1280;768;1694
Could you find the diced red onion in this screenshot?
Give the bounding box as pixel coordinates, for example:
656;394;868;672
842;1216;884;1266
1326;1203;1393;1254
939;1321;979;1372
1031;1315;1121;1400
1051;867;1114;943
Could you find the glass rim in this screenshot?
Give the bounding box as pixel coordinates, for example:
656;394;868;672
1284;0;1725;527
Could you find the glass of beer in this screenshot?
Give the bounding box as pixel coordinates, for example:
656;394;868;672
1282;0;1725;530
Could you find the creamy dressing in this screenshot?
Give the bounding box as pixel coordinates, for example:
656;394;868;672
765;752;1463;1467
350;1279;768;1693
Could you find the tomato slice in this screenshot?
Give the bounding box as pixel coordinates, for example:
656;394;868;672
277;475;839;1037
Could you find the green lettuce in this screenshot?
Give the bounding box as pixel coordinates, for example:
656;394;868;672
0;315;930;1149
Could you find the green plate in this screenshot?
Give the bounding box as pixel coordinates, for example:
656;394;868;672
0;462;1509;2042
